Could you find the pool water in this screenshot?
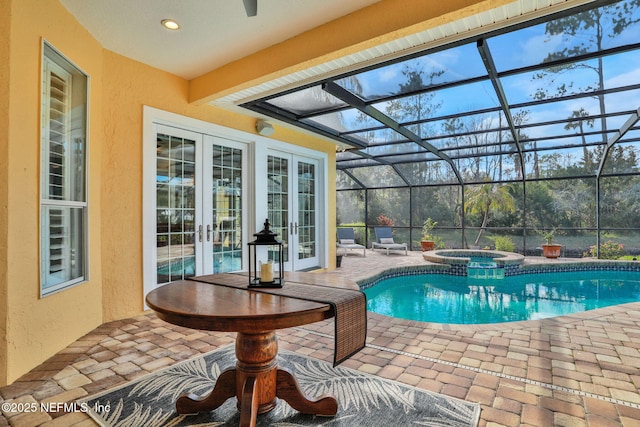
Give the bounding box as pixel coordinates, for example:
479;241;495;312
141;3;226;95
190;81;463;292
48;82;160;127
156;252;242;283
469;256;497;263
364;271;640;324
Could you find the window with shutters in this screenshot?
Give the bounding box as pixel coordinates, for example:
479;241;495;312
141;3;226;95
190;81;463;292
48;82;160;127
40;42;88;296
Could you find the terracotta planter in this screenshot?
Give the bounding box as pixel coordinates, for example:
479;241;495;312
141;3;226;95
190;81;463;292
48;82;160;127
542;244;562;259
421;240;435;251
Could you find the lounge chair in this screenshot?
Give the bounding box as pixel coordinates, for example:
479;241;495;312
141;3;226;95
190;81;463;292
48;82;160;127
372;227;407;255
336;227;366;257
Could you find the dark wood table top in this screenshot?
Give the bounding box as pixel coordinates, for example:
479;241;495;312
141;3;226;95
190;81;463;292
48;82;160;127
146;279;333;333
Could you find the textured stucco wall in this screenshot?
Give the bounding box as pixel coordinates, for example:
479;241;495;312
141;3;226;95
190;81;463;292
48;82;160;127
0;0;12;388
2;0;104;385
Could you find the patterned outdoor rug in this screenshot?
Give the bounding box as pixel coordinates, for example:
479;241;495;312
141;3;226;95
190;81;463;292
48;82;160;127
80;345;480;426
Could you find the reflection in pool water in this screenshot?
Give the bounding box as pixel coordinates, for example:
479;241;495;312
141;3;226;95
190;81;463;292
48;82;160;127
156;252;242;284
364;271;640;324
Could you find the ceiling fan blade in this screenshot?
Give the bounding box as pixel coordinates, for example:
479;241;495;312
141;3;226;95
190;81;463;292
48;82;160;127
242;0;257;17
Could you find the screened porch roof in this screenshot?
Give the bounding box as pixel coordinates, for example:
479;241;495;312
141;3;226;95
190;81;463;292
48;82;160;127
242;0;640;190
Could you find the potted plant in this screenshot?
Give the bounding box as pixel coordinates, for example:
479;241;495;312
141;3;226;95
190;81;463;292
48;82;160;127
421;218;439;251
539;228;562;259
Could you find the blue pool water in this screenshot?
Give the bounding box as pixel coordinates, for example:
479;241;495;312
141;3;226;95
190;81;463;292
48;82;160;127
364;271;640;324
469;256;497;263
157;252;242;283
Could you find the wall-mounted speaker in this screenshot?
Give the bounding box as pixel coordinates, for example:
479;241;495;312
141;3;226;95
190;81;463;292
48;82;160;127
256;119;274;136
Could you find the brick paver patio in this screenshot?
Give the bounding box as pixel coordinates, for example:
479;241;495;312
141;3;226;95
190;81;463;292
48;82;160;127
1;251;639;426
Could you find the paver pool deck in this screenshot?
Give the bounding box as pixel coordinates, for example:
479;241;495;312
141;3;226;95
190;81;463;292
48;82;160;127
1;251;639;426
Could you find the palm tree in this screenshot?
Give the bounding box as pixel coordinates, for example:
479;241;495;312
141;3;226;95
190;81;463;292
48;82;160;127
465;180;516;247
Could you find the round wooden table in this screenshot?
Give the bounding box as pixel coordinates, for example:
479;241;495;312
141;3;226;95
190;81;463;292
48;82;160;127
145;278;338;426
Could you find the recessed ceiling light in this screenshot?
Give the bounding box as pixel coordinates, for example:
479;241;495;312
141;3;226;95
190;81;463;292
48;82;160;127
161;19;180;30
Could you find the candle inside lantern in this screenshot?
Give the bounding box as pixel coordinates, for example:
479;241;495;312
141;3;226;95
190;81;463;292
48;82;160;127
260;261;274;283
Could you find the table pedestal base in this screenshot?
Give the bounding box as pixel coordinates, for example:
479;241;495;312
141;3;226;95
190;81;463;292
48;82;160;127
175;331;338;427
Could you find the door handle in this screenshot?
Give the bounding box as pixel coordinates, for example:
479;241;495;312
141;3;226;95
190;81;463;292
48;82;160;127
207;224;211;242
290;222;294;236
294;222;298;234
198;225;203;242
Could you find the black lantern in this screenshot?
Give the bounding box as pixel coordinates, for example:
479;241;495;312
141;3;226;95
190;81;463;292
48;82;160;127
247;218;284;288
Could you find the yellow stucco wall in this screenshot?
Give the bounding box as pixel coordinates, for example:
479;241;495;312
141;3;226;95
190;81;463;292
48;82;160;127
3;0;104;384
0;0;11;387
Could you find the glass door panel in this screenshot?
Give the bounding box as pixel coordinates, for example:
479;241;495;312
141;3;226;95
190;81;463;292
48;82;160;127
294;158;319;270
155;131;197;285
267;155;290;264
267;153;319;271
209;144;243;273
297;160;316;262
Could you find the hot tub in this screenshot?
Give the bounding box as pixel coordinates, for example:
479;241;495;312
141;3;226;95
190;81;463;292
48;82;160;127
423;249;524;277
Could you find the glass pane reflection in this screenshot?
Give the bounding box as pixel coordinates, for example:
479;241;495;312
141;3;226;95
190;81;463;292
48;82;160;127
303;109;383;133
338;42;486;101
349;165;406;187
266;86;347;115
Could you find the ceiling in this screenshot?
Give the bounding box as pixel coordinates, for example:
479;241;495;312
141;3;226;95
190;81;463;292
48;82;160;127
58;0;381;80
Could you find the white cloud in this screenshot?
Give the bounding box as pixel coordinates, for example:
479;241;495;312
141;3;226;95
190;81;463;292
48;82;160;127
378;67;398;82
605;66;640;89
518;32;563;65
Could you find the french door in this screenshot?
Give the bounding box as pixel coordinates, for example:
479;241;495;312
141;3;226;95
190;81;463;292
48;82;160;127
154;125;246;286
267;152;319;271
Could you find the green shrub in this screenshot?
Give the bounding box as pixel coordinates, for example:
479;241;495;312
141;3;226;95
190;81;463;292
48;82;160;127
584;241;625;260
489;235;515;252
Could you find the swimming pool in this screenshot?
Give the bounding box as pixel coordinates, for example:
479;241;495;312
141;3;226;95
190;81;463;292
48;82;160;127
363;270;640;324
